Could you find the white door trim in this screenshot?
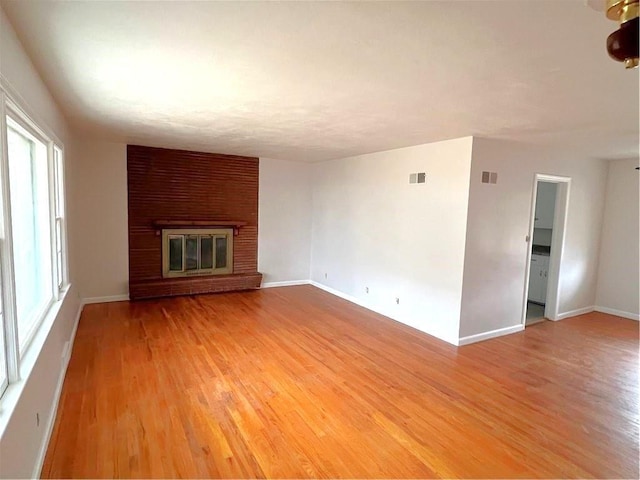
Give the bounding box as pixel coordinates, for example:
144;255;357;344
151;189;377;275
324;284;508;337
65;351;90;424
521;174;571;326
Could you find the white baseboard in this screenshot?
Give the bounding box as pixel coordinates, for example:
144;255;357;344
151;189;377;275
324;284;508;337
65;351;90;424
82;294;130;305
309;280;370;310
555;305;595;321
594;306;640;321
308;281;458;345
458;324;524;346
33;301;83;479
261;280;310;288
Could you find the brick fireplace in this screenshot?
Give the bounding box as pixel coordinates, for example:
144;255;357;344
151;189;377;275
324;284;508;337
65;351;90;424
127;145;262;300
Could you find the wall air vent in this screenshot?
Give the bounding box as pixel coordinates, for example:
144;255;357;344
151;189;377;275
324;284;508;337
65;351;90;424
409;172;426;184
482;171;498;184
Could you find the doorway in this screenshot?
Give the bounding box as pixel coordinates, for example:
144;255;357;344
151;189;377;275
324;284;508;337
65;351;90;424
522;174;571;327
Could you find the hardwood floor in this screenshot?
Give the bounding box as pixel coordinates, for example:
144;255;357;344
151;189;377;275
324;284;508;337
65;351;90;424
42;286;639;478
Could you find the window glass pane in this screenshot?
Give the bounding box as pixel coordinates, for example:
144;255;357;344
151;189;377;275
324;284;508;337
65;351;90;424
7;121;53;349
185;236;198;270
57;251;63;289
169;236;183;271
54;147;65;289
54;147;64;218
0;275;7;393
0;311;6;393
55;214;63;289
215;236;227;269
200;236;213;269
55;218;62;252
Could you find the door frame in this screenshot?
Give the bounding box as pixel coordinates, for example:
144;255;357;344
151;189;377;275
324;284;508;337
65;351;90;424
521;174;571;325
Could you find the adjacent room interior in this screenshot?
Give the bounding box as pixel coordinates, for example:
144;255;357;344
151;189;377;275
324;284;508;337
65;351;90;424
0;1;638;478
526;180;559;325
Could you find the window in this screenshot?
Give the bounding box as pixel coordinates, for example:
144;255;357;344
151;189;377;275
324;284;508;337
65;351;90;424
7;118;53;351
0;91;68;400
54;146;66;290
0;269;7;398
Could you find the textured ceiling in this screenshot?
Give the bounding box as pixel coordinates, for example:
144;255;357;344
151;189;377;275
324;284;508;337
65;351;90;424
2;0;638;161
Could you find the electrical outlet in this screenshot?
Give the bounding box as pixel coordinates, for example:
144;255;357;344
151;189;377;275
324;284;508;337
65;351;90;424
365;286;369;293
395;297;400;305
324;273;327;279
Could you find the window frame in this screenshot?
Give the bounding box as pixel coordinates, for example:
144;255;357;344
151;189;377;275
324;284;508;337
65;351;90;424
0;250;8;398
5;114;56;355
0;91;20;386
0;88;69;398
53;145;68;292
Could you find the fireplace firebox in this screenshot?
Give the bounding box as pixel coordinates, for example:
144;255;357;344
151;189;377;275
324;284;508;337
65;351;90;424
162;228;233;278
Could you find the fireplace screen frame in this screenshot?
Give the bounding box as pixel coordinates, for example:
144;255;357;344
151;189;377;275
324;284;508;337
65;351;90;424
161;228;233;278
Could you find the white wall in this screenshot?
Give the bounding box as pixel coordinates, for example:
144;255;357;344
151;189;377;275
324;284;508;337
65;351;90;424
532;228;552;247
0;0;623;474
459;138;608;338
70;140;129;300
0;6;82;478
310;137;474;344
595;158;640;319
259;158;312;284
57;147;315;298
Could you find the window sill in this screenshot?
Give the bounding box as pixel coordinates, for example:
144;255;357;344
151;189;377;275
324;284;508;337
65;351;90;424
0;284;75;439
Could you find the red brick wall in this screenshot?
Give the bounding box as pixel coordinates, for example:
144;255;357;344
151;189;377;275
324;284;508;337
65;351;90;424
127;145;260;299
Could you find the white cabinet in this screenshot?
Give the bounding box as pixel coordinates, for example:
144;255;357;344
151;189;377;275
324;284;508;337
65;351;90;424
534;182;557;229
528;254;549;304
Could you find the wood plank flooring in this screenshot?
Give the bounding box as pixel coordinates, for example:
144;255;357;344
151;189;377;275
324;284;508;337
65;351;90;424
42;285;639;478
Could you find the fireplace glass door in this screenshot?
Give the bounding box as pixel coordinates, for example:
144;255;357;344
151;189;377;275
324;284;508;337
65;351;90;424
162;228;233;277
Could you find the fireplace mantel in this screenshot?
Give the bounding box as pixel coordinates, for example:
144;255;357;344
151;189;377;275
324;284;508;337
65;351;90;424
153;219;247;236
